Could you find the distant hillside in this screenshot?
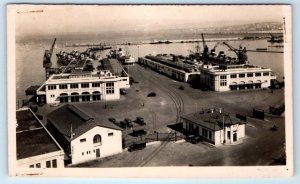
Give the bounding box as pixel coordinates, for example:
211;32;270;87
204;22;283;33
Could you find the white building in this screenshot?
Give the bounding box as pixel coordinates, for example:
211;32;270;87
181;109;246;146
138;55;200;82
16;108;65;169
37;58;130;104
46;104;123;165
199;64;276;91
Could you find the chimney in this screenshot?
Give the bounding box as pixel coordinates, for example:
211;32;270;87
219;108;222;113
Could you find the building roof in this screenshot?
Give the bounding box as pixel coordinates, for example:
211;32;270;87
46;104;122;141
181;109;244;131
16;109;62;160
145;55;196;73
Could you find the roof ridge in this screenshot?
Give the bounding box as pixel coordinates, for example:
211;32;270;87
66;104;94;122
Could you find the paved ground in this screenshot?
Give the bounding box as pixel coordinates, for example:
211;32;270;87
38;63;285;167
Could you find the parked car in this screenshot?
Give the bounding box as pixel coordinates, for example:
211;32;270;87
131;129;147;137
120;88;126;95
178;85;185;90
122;118;133;128
185;135;202;144
136;117;146;125
128;141;146;152
108;117;116;123
147;92;156;97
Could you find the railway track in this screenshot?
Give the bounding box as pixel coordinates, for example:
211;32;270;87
134;65;186;166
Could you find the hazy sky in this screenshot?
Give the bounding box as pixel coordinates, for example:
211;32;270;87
14;5;285;36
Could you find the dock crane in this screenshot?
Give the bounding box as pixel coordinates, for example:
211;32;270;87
201;33;209;58
222;42;248;64
43;38;56;68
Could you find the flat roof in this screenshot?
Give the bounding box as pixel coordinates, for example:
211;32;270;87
145;55;196;73
16;109;62;160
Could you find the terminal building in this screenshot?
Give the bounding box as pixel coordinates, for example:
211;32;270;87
36;58;130;104
138;54;200;83
181;109;246;146
16;108;65;169
198;64;277;91
46;104;123;165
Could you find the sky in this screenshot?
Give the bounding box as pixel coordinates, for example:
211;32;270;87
13;5;286;36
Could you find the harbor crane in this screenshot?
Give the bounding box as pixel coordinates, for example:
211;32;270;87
43;38;56;68
222;42;248;64
201;33;209;58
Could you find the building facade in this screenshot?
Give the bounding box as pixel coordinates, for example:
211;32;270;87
181;109;246;146
16;108;65;169
46;104;123;165
37;58;130;104
199;64;276;91
138;55;200;83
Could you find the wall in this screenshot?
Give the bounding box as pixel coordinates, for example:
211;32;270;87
70;126;122;165
17;150;65;169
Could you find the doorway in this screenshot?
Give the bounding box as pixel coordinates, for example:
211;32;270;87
96;148;100;158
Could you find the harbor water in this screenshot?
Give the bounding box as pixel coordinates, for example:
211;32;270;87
16;33;284;102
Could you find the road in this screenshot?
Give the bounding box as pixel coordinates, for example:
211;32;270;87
65;63;285;167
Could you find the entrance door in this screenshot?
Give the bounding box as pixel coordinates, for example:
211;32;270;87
96;148;100;158
233;133;237;142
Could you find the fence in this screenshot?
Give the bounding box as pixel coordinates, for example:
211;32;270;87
122;131;185;148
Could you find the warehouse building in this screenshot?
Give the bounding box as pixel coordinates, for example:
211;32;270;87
138;54;200;83
181;109;246;146
46;104;123;165
199;64;276;91
16;108;65;169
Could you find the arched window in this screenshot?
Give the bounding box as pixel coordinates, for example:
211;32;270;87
93;134;102;145
82;92;90;102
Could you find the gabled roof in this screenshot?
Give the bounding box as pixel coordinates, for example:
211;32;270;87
46;104;122;140
16;108;62;160
181;110;244;131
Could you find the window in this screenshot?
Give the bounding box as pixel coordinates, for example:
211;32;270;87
29;164;34;168
122;79;128;81
36;163;41;168
255;72;261;77
106;82;114;94
81;83;89;88
82;152;84;155
230;74;237;78
70;83;79;89
202;128;208;138
220;81;227;86
208;131;212;140
50;94;55;98
48;85;56;90
239;74;245;78
227;131;231;139
92;82;100;87
59;84;68;89
52;159;57;168
108;132;114;136
263;72;269;76
220;75;227;79
93;134;102;145
247;73;253;77
80;138;86;143
46;161;51;168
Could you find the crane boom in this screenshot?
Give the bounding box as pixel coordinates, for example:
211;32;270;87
201;33;206;49
222;42;248;64
222;42;238;55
